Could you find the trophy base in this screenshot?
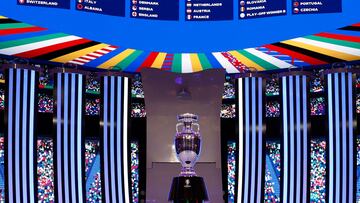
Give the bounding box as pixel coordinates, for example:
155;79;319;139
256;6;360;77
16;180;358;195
168;176;208;203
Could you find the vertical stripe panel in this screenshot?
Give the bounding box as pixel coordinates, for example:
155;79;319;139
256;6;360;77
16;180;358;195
6;68;37;203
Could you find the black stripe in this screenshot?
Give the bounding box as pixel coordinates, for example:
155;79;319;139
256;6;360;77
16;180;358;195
254;78;259;203
74;74;79;203
114;77;120;203
68;74;73;202
247;78;252;202
286;77;291;203
32;41;100;61
19;70;24;203
61;73;66;203
272;42;345;64
0;18;20;24
338;26;360;32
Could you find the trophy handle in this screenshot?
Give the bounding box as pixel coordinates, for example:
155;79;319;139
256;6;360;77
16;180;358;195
176;123;183;133
192;123;200;132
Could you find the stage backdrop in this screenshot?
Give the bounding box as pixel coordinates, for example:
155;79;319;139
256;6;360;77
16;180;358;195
142;68;225;202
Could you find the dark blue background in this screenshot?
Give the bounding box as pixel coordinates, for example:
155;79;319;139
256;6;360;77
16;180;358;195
185;0;233;21
293;0;341;14
1;0;359;53
130;0;179;21
240;0;287;19
75;0;125;16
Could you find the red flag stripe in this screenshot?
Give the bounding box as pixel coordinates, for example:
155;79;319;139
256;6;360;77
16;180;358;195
0;26;47;36
136;52;159;72
314;32;360;43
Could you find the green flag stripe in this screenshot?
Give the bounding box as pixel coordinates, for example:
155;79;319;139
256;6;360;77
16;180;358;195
0;33;68;49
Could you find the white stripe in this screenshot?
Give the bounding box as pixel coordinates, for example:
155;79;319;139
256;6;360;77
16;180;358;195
68;61;85;65
123;78;130;203
96;49;110;54
106;46;117;51
292;37;360;57
88;53;102;57
77;75;83;203
0;35;81;55
72;58;89;63
181;53;193;73
237;78;243;203
212;52;239;73
81;55;97;60
245;48;293;68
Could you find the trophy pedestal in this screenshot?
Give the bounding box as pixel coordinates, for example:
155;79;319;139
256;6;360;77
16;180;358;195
168;176;208;203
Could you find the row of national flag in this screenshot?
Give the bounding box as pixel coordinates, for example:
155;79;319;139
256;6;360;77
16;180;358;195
0;15;359;73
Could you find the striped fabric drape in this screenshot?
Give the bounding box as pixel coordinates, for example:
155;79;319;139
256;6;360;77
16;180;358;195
101;76;130;203
281;75;308;203
237;77;264;203
327;72;354;203
54;72;84;203
5;68;37;203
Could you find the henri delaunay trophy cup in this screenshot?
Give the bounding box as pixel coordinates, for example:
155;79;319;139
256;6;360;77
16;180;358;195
169;113;209;203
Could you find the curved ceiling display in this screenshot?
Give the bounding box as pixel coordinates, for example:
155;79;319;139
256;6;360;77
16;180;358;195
0;15;359;73
0;0;359;53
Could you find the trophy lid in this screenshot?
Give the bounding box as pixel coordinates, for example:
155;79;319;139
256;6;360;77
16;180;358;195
177;113;198;123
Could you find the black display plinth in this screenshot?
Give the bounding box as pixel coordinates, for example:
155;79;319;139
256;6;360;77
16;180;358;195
168;176;208;203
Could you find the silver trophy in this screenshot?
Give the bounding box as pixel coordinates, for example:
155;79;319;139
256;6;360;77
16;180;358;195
175;113;201;176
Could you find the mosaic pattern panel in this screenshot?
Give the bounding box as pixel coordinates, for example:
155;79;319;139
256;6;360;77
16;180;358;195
85;140;102;203
37;138;55;203
131;103;146;118
310;139;326;203
221;104;236;118
310;97;326;116
265;79;280;96
85;98;100;116
131;142;139;203
264;141;281;203
38;93;54;113
266;101;280;118
227;142;236;203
